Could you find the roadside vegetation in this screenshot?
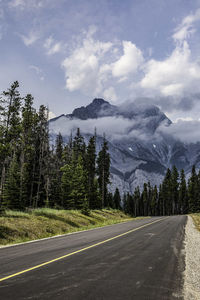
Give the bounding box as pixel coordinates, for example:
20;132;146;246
0;208;135;246
191;213;200;231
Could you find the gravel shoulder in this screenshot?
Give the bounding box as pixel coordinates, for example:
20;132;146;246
184;216;200;299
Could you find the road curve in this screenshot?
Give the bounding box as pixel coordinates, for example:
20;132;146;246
0;216;186;300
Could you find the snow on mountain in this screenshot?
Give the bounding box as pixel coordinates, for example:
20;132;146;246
49;98;200;194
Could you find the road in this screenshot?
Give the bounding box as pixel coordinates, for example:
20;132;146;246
0;216;186;300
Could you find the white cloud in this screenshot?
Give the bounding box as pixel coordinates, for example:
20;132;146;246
173;9;200;44
103;87;117;102
50;115;140;141
140;41;200;97
159;119;200;143
112;41;143;78
44;36;53;49
19;31;39;46
9;0;44;10
174;117;193;123
44;36;63;55
62;32;112;95
60;10;200;106
47;42;62;55
48;111;56;120
29;65;44;81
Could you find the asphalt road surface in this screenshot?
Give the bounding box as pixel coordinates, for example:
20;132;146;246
0;216;186;300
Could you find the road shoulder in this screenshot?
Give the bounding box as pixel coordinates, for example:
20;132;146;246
184;216;200;299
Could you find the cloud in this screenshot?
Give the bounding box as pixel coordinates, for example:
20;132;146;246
159;119;200;144
60;9;200;111
50;115;139;141
173;8;200;44
9;0;44;10
61;29;144;99
19;31;39;46
29;65;44;81
44;36;64;55
140;41;200;97
61;30;113;95
111;41;143;78
48;111;56;120
103;87;117;102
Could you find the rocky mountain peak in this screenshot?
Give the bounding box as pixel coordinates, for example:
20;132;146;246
69;98;117;120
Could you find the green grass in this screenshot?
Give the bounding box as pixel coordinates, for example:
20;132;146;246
191;213;200;231
0;208;142;246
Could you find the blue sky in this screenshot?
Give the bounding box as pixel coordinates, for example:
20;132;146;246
1;0;200;121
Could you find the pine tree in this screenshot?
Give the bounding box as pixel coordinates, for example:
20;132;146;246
197;170;200;212
34;105;49;208
171;166;179;214
188;165;198;213
20;94;36;209
133;186;140;217
179;169;188;214
97;136;110;208
151;186;158;216
3;154;21;209
61;163;74;209
49;133;63;207
73;128;85;162
113;188;121;209
142;183;148;215
107;192;114;208
162;168;172;215
70;156;88;209
147;182;152;215
0;81;22;205
86;136;97;209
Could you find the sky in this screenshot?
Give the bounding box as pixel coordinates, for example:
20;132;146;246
1;0;200;122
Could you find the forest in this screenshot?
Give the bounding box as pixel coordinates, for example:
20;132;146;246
0;81;200;216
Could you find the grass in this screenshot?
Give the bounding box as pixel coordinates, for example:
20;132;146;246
191;213;200;231
0;208;141;246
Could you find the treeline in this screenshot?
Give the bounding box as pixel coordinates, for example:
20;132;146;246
0;82;111;213
1;82;200;216
122;166;200;216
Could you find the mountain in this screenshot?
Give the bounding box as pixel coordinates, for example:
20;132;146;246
49;98;200;194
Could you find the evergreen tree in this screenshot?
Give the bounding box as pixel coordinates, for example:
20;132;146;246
141;183;148;215
86;136;97;209
162;168;172;215
49;133;63;207
179;169;188;214
61;163;74;209
20;94;36;208
197;170;200;212
73;128;85;162
113;188;121;209
3;154;21;209
171;166;179;214
107;192;114;208
151;185;158;216
34;105;49;208
188;165;198;213
133;187;140;217
97;136;110;208
70;156;88;209
0;81;21;206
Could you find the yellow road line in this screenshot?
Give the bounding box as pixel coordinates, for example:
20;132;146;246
0;217;167;283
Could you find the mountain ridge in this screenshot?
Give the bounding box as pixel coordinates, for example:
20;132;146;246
49;98;200;194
